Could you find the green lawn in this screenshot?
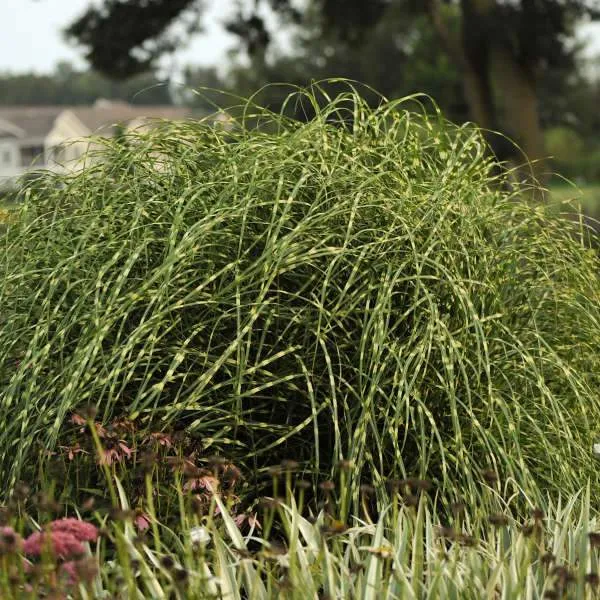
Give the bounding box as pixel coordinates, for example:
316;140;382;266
549;181;600;223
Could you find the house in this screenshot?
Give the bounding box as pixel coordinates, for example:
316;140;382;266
45;100;193;172
0;106;64;188
0;101;196;188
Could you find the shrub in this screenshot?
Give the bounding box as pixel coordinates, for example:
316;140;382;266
1;84;600;507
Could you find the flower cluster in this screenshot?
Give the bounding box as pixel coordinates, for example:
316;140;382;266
23;517;98;561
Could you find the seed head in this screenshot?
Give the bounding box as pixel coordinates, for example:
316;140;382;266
532;508;545;522
295;479;311;490
482;469;498;485
436;526;455;540
403;494;419;508
360;484;375;496
174;568;189;585
488;514;509;527
456;534;476;547
0;526;22;554
80;404;98;421
12;482;30;502
520;524;535;537
319;480;335;493
451;502;466;517
280;459;299;472
541;552;555;567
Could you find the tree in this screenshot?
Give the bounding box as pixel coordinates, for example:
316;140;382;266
0;61;173;105
65;0;600;179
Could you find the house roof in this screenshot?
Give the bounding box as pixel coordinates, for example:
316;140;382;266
0;103;195;141
68;103;192;135
0;106;65;139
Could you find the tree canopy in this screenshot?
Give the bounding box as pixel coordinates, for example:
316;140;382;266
0;61;172;106
65;0;600;177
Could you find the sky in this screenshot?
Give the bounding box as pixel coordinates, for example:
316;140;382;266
0;0;241;76
1;0;599;77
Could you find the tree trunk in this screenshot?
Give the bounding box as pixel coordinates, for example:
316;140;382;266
490;45;546;185
427;0;547;191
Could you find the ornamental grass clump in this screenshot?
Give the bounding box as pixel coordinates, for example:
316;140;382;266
1;83;600;507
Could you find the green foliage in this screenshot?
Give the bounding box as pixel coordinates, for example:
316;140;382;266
1;85;600;509
0;61;173;106
3;451;600;599
546;127;586;163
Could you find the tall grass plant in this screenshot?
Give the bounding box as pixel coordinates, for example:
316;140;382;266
1;83;600;507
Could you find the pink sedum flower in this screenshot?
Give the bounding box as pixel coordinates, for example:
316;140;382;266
23;531;85;559
49;518;98;543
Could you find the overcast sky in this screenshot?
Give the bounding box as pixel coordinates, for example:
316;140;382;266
0;0;241;77
1;0;599;77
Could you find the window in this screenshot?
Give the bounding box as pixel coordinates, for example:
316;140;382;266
20;145;45;166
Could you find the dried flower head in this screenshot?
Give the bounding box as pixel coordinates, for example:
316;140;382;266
456;534;476;547
482;469;499;484
532;508;545;522
173;567;189;585
541;552;555;567
359;484;375;496
80;404;98;421
403;494;419;508
451;502;466;517
436;526;455;540
12;482;30;502
488;514;509;527
280;459;300;472
520;524;535;537
319;481;335;493
61;557;98;585
0;526;22;554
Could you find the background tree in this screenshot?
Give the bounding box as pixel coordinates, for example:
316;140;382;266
0;61;172;105
65;0;600;177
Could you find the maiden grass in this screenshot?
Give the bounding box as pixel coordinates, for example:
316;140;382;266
1;84;600;507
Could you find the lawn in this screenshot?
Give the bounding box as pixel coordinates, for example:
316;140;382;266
549;180;600;224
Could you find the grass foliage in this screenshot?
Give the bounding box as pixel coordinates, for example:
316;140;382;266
3;459;600;599
1;84;600;506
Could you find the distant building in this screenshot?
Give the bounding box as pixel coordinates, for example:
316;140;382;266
0;100;200;188
0;106;63;186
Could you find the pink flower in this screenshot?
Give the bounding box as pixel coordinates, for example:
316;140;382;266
145;432;173;448
98;440;133;466
61;560;78;584
233;512;262;531
134;512;151;532
49;518;98;543
70;413;87;426
58;442;88;461
23;531;85;559
60;557;98;585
